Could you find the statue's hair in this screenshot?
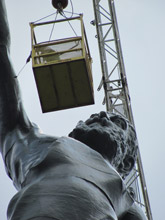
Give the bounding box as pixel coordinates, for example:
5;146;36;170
115;123;138;179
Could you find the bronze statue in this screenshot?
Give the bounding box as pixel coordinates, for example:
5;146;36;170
0;1;147;219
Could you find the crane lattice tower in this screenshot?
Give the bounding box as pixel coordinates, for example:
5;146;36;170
92;1;153;219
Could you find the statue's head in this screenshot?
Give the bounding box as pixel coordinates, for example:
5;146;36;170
69;111;138;179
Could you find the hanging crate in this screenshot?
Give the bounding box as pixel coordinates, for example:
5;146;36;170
30;15;94;113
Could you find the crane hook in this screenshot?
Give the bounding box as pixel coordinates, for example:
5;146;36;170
52;0;68;11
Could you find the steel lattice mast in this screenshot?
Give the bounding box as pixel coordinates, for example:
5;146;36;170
92;0;153;219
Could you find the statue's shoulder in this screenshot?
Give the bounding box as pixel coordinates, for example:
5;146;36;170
55;136;116;172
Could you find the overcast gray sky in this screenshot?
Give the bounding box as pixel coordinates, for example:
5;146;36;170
0;0;164;219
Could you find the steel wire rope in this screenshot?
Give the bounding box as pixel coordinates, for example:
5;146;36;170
33;12;57;24
14;12;58;79
63;10;80;16
61;11;78;37
49;12;59;41
62;0;74;18
14;52;32;78
52;10;79;58
61;10;82;54
70;0;74;16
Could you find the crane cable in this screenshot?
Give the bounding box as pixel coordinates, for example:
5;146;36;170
49;12;58;41
51;0;78;37
33;12;57;24
62;0;74;18
61;11;78;36
14;51;32;78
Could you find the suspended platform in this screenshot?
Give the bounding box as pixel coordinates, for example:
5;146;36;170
30;16;94;113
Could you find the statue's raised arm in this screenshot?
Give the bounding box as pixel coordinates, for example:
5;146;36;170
0;0;32;145
0;0;56;192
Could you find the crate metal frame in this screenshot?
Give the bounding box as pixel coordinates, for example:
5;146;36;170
30;15;94;113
